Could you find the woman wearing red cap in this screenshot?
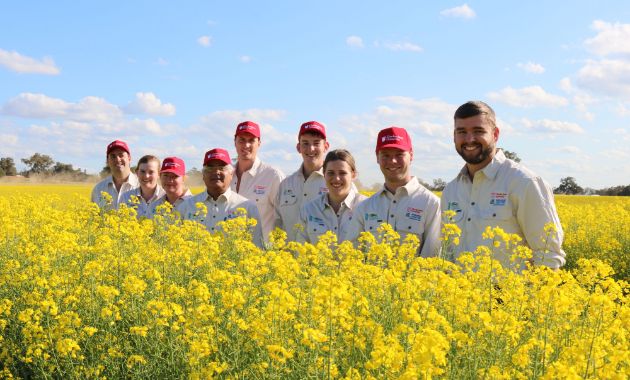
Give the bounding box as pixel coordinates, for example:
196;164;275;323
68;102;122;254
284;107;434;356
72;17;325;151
150;156;193;216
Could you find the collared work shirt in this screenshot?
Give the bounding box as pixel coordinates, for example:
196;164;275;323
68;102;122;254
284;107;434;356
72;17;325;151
274;165;328;242
296;188;367;244
178;188;263;247
441;150;565;269
91;174;140;209
231;158;285;243
150;189;193;217
119;186;166;218
345;177;441;257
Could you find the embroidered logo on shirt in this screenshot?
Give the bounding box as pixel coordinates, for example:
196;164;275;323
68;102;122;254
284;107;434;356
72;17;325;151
365;212;381;221
254;185;266;195
405;207;423;221
490;192;507;206
308;215;325;226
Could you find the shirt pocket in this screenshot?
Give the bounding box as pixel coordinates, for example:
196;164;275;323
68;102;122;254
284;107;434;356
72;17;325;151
279;192;298;207
395;218;425;237
364;218;383;234
307;221;330;242
480;207;513;225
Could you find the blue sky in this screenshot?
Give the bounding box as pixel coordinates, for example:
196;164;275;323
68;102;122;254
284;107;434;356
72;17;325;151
1;1;629;188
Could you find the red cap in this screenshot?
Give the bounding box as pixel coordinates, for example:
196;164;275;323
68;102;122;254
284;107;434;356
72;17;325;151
160;157;186;176
106;140;130;155
376;127;412;153
298;121;326;139
203;148;231;166
235;121;261;138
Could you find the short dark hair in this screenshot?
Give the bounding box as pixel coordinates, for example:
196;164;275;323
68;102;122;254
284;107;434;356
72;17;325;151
323;149;357;173
454;101;496;128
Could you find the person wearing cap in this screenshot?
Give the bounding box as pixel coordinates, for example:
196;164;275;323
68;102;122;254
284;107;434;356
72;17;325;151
178;148;263;247
119;155;166;218
231;121;285;243
274;121;330;242
296;149;367;244
442;101;565;269
149;156;193;216
345;127;441;257
91;139;140;208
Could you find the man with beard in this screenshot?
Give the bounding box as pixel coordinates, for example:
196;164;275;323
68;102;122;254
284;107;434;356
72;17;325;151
178;148;263;248
441;101;565;269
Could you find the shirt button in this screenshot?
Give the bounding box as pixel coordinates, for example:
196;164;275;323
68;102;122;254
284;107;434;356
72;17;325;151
213;216;216;218
334;227;337;230
493;213;496;217
471;202;475;205
390;214;394;218
467;218;471;222
393;200;397;203
304;193;307;197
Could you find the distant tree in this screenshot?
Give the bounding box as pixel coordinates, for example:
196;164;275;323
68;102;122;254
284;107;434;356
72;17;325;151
21;153;54;176
100;166;111;178
430;178;447;191
0;157;17;176
501;149;521;163
596;184;630;196
53;162;75;174
554;177;584;195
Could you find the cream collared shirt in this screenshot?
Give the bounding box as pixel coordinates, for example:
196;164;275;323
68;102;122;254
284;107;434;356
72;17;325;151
178;188;263;247
231;157;285;243
150;189;193;218
345;177;441;258
441;149;565;269
274;165;328;242
91;173;140;209
296;188;367;244
119;186;166;218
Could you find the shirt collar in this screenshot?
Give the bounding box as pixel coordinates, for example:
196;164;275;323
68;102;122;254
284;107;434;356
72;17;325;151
205;187;232;202
378;177;419;197
296;164;324;181
457;149;506;181
236;157;262;177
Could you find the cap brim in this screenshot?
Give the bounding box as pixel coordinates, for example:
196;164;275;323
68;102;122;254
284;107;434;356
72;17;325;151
376;143;411;152
160;169;184;176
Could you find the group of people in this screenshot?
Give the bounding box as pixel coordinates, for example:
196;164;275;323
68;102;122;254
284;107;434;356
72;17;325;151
91;101;566;270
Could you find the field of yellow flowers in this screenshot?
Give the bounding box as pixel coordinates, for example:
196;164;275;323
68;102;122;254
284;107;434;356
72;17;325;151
0;184;628;379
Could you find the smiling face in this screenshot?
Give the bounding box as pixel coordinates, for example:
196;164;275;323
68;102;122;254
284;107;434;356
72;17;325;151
297;133;329;172
324;159;356;201
377;148;413;188
202;160;233;199
107;148;131;179
234;133;261;162
136;160;160;193
454;114;499;175
160;172;185;199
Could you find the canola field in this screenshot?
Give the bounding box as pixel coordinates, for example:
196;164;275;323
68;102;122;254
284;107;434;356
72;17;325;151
0;184;628;379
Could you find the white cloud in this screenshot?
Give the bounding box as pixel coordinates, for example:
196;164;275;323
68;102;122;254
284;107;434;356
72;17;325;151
440;4;476;19
0;133;18;146
558;146;581;154
197;35;212;47
123;92;176;116
584;20;630;56
559;77;573;93
377;41;423;52
517;61;545;74
240;55;252;63
0;49;60;75
520;118;585;134
346;35;364;48
155;57;169;65
575;59;630;97
487;86;569;108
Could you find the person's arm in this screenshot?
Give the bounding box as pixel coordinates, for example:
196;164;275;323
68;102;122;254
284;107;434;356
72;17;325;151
516;177;565;269
419;196;442;258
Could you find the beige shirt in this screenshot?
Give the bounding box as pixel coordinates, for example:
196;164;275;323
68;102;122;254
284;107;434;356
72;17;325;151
178;188;263;248
119;186;166;218
296;188;367;244
91;173;140;209
150;189;193;217
274;165;328;242
441;149;565;269
231;157;285;242
345;177;441;258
